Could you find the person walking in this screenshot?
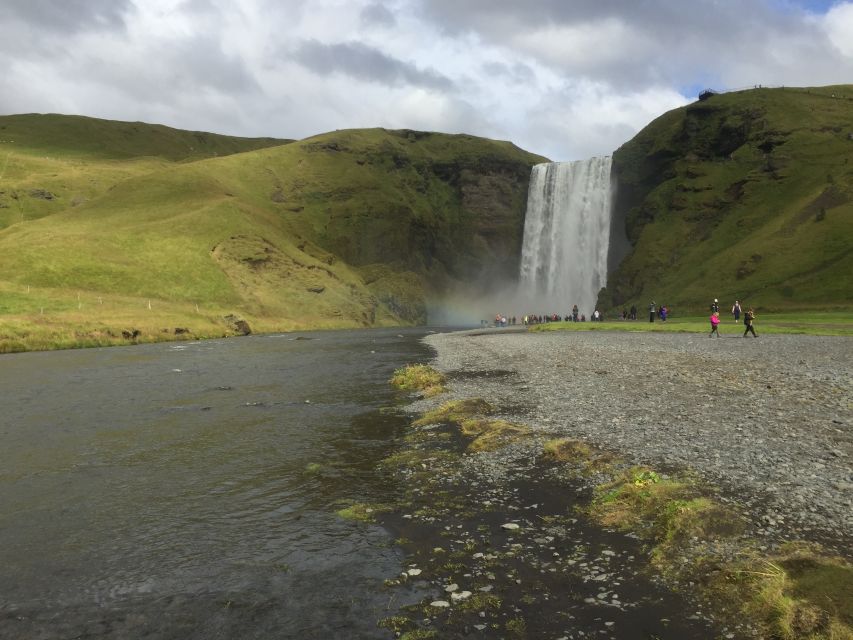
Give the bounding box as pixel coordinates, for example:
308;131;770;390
711;298;720;314
709;311;721;338
648;301;656;323
743;308;758;338
731;300;741;323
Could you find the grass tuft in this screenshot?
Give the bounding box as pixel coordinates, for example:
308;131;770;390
459;418;530;452
390;364;447;397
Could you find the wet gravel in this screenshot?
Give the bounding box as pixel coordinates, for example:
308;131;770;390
422;329;853;556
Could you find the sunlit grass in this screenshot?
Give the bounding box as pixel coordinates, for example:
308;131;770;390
542;437;853;639
390;364;447;397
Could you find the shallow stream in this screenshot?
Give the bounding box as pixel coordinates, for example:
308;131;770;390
0;329;432;639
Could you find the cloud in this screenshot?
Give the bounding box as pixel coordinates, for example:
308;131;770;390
824;2;853;57
290;39;454;91
0;0;131;32
0;0;851;161
417;0;853;91
360;2;397;27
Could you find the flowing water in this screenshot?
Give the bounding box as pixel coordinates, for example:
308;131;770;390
519;158;613;316
0;329;435;639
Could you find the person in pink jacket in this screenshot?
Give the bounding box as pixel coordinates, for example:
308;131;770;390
709;311;721;338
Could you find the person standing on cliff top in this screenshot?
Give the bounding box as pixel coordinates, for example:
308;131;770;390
649;301;656;323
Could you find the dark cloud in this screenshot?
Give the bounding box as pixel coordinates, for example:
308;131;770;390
0;0;132;32
360;2;397;27
291;40;454;91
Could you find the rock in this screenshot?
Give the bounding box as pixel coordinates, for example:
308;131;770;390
430;600;450;608
444;583;459;592
407;568;422;576
223;314;252;335
307;286;325;294
501;523;520;530
450;590;472;601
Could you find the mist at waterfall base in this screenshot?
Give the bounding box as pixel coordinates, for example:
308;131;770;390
429;158;615;326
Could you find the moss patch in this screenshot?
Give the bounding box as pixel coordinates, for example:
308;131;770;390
390;364;447;397
335;502;392;523
578;462;850;638
709;549;853;640
542;437;617;474
412;398;493;427
460;418;530;452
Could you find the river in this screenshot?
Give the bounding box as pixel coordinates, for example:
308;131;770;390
0;328;435;639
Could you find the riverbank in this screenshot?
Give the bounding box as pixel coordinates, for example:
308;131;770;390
424;330;851;552
377;330;851;638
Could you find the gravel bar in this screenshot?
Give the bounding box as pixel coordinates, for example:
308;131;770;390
424;329;853;555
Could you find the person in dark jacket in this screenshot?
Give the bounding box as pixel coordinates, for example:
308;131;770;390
743;308;757;338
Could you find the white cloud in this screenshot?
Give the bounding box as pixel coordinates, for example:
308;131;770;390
0;0;850;160
824;2;853;57
510;18;658;77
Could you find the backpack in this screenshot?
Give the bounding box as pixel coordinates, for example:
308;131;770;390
744;311;751;325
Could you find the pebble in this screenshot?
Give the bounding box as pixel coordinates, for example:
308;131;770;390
423;331;853;552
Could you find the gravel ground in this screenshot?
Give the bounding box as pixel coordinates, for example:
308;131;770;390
422;328;853;556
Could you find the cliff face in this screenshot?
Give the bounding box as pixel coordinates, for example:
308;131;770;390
288;129;542;292
0;116;545;337
601;85;853;313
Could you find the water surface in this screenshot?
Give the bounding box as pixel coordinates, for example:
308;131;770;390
1;329;434;639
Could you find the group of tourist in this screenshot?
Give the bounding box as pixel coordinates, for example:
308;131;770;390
710;298;757;338
489;297;758;338
645;302;670;322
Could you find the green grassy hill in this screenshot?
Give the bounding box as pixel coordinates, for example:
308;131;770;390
0;115;545;351
601;85;853;315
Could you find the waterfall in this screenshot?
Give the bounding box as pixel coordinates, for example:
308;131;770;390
519;158;613;316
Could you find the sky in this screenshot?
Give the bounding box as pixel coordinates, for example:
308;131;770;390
1;0;852;161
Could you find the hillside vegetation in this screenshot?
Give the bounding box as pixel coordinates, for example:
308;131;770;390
601;85;853;315
0;114;545;351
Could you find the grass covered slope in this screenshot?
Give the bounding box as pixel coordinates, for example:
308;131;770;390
0;115;545;350
602;85;853;314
